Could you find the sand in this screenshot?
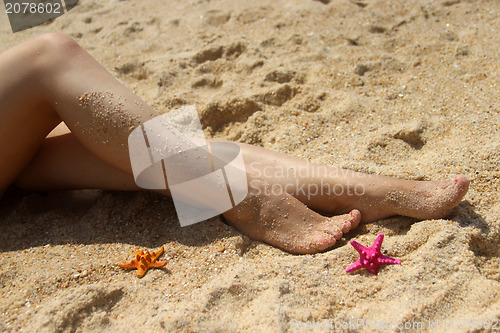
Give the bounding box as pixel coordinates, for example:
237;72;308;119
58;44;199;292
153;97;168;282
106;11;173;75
0;0;499;331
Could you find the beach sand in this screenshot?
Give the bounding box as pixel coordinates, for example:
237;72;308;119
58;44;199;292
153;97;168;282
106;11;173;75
0;0;499;331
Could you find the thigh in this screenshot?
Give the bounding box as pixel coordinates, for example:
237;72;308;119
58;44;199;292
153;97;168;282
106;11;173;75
0;37;62;192
15;125;139;191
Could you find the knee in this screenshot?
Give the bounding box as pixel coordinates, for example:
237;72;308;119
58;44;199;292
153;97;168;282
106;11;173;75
39;32;82;56
30;33;83;69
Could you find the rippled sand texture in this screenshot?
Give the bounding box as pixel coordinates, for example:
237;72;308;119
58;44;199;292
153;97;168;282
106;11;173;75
0;0;499;331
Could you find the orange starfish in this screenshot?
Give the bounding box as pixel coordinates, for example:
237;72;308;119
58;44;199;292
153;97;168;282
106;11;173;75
119;246;167;278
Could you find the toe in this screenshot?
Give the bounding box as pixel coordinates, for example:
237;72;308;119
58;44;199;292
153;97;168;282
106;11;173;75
348;209;362;229
331;210;361;234
323;224;344;240
454;175;470;193
301;231;339;254
304;210;363;254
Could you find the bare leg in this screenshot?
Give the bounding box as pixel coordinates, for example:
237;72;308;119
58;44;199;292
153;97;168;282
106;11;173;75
237;144;470;223
217;144;469;252
1;33;360;254
15;123;139;191
16;129;468;254
1;33;468;254
0;36;61;193
0;33;152;194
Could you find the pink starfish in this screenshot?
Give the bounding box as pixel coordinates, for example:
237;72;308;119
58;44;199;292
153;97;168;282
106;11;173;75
346;234;401;275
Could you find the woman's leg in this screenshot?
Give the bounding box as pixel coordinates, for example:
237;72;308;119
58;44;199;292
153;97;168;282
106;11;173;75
0;35;62;194
1;33;360;254
17;128;469;222
0;32;150;194
15;123;140;191
16;128;469;254
0;33;468;254
14;127;363;255
237;143;470;223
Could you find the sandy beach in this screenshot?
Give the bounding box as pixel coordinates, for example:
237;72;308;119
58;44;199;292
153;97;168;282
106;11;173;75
0;0;499;331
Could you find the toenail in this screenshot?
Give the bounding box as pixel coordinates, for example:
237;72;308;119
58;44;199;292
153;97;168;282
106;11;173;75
314;237;325;244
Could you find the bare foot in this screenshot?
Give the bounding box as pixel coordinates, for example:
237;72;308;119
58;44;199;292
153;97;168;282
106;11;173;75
233;142;470;225
221;143;469;253
344;175;470;223
223;183;361;254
